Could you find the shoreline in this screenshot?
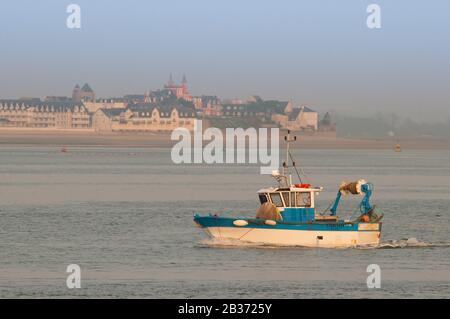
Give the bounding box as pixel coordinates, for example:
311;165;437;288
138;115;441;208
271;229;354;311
0;129;449;150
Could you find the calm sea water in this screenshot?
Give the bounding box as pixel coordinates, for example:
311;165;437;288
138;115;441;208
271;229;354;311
0;146;449;298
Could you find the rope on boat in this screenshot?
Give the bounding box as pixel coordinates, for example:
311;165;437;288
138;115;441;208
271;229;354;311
320;200;335;216
238;227;255;240
288;150;311;185
288;150;303;184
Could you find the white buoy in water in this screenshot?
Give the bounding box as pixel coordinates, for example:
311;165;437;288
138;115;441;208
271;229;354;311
264;220;277;226
233;220;248;227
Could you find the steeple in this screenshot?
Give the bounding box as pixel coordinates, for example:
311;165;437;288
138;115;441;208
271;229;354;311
168;73;174;86
181;74;188;94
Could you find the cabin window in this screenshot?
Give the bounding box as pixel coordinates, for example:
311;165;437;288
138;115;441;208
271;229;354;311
270;193;283;207
281;192;290;207
295;192;311;207
258;194;268;204
290;192;296;207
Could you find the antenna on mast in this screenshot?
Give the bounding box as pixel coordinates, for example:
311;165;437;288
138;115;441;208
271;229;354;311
272;129;306;187
283;130;296;186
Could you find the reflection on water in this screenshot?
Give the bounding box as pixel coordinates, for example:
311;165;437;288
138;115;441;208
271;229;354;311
0;147;449;298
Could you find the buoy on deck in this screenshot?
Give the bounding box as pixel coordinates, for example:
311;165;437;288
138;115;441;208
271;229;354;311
233;220;248;227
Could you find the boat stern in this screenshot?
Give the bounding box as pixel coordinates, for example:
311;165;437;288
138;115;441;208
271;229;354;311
357;222;382;246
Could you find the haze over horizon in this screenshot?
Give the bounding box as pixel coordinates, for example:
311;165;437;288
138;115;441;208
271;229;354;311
1;0;449;122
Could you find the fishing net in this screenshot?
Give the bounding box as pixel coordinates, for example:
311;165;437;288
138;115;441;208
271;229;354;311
255;202;283;221
354;205;384;222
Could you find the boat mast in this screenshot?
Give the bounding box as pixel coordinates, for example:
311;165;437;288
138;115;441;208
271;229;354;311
283;130;296;187
273;129;303;188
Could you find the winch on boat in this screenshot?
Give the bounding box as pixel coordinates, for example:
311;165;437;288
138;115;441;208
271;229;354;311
193;131;384;248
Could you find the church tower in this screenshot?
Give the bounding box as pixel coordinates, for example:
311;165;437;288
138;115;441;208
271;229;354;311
72;84;81;101
181;74;188;94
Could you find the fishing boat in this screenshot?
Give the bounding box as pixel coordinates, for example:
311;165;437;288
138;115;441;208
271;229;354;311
193;131;384;248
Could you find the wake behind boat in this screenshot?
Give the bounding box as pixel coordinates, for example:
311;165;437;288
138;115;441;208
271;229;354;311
194;131;384;248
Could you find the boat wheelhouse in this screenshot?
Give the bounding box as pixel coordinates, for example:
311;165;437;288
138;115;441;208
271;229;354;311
257;184;343;223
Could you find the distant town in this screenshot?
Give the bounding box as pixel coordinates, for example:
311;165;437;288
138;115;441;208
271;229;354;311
0;75;335;133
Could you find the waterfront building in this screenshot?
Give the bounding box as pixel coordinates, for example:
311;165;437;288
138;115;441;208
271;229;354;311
44;96;72;102
72;83;95;102
163;74;192;101
0;99;90;128
192;95;222;116
92;103;197;132
92;108;128;131
222;100;292;119
84;98;126;113
271;106;318;131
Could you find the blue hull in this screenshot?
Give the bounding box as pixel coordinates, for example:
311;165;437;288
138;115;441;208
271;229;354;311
194;215;382;247
194;215;381;232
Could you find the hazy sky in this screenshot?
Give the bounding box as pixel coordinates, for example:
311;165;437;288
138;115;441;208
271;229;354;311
0;0;449;121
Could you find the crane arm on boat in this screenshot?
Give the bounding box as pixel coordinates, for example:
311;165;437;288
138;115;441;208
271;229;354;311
329;179;374;217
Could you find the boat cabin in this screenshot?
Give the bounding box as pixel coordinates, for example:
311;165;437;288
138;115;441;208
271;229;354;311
257;185;321;211
257;185;338;223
